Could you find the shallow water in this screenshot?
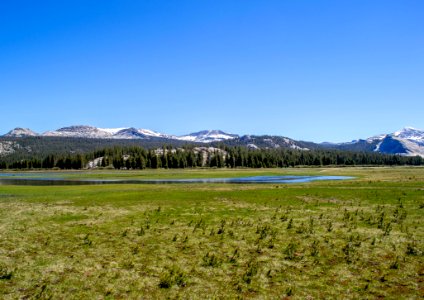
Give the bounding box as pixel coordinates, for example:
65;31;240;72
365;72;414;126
0;174;353;186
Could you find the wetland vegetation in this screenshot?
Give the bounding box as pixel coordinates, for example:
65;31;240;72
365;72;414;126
0;167;423;298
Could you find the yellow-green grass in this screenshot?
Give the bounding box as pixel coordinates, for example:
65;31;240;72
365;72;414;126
0;167;423;299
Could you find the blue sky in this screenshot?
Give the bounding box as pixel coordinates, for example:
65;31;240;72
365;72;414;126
1;0;423;142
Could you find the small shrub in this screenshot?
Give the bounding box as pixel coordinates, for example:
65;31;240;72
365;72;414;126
267;238;275;249
393;207;407;224
137;227;145;236
342;242;357;264
389;257;400;269
286;286;294;296
343;209;350;222
202;252;221;267
82;234;92;246
217;220;226;235
308;217;315;234
242;260;258;284
266;269;273;278
228;249;239;264
159;272;173;288
257;224;271;239
383;222;392;236
284;242;298;260
287;218;293;230
159;266;187;288
121;258;134;269
327;221;333;232
310;240;319;257
0;264;12;280
405;241;421;256
296;222;307;234
182;235;188;243
193;218;204;232
377;212;385;229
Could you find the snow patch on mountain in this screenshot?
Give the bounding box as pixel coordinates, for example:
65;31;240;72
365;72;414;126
366;134;387;143
2;125;422;157
368;127;424;157
43;125;113;138
39;125;172;140
98;127;128;135
373;141;383;152
138;129;176;139
393;127;424;142
177;130;238;143
4;128;38;137
113;128;149;139
138;129;164;137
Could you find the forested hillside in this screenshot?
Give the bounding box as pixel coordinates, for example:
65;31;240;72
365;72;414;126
1;144;422;170
0;136;193;163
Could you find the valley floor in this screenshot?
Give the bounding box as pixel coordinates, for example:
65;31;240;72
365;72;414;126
0;167;423;298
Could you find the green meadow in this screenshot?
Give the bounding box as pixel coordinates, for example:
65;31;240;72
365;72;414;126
0;167;423;299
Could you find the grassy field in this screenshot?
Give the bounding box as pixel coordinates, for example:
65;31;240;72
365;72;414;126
0;167;423;299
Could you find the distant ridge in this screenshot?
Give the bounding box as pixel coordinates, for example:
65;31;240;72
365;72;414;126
4;127;38;137
2;125;237;143
2;125;423;157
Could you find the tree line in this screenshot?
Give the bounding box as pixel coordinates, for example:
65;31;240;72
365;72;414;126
1;145;423;170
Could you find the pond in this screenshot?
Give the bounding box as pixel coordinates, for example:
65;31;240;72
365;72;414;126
0;174;353;186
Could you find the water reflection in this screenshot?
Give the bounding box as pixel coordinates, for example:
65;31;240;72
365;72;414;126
0;175;353;186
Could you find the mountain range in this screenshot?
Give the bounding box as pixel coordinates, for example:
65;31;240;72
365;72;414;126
3;126;239;143
2;125;424;157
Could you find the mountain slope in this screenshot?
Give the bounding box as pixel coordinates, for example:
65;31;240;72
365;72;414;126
41;125;172;140
1;125;423;157
377;127;424;157
327;127;424;157
177;130;238;143
220;135;312;150
4;128;39;137
43;125;114;138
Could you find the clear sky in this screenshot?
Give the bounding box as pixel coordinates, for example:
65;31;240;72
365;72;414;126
1;0;423;142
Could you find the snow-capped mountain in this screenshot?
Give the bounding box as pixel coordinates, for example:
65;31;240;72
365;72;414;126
325;127;424;157
112;128;156;139
371;127;424;157
43;125;114;138
177;130;238;143
1;125;423;156
1;126;237;142
4;128;38;137
393;127;424;142
112;128;175;139
42;125;171;140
